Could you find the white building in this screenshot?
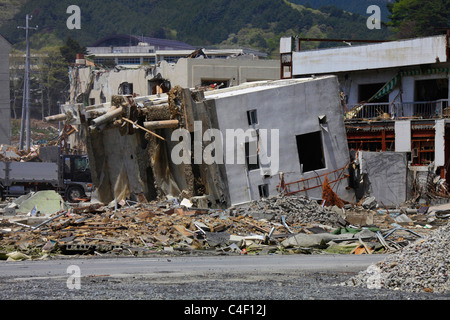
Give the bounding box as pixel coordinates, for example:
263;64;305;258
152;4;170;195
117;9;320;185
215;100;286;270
57;76;354;207
280;34;450;205
86;34;267;67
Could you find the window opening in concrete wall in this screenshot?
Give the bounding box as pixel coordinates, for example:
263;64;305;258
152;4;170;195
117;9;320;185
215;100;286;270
143;57;156;65
118;57;141;65
258;184;269;198
358;83;389;103
296;131;325;173
201;79;230;89
245;140;260;171
148;80;169;95
89;98;95;105
100;91;106;103
119;82;133;95
247;109;258;126
415;79;448;101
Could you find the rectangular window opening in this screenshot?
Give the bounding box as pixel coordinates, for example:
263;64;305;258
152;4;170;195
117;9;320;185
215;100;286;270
358;83;389;103
258;184;269;199
296;131;325;173
245;141;260;171
247;109;258;126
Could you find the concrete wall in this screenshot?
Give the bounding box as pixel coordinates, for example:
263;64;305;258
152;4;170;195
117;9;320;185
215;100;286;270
358;151;408;207
0;35;12;145
336;66;450;106
159;58;280;89
203;76;354;206
77;58;280;106
292;35;447;76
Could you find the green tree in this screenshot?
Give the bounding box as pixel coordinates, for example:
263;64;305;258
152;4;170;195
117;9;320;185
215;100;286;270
38;46;69;117
387;0;450;38
60;36;87;64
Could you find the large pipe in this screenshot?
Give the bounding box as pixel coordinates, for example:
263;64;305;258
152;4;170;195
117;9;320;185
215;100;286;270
143;120;179;130
91;106;123;127
44;113;67;123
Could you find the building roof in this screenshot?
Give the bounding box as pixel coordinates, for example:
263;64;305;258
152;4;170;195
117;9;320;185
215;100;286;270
288;35;448;76
0;33;12;50
91;34;195;50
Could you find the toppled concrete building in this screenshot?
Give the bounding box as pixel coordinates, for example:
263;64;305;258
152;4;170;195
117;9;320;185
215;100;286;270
280;33;450;206
51;76;354;208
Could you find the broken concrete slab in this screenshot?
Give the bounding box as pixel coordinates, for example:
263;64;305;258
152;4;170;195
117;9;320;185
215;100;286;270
281;232;353;248
14;190;65;216
345;210;374;227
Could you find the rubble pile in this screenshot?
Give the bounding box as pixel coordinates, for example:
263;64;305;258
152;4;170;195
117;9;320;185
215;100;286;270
0;194;447;259
343;222;450;293
0;198;317;258
230;195;345;227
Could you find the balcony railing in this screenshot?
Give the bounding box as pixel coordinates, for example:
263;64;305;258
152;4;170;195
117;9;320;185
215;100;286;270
345;99;449;120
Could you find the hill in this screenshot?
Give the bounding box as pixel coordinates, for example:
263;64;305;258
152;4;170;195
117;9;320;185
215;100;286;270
288;0;392;21
0;0;391;57
0;0;29;27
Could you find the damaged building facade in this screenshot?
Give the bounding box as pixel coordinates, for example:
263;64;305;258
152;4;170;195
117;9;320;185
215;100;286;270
53;75;354;208
280;33;450;206
64;39;279;154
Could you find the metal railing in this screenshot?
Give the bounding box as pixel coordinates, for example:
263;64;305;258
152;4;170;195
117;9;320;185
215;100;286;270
345;99;449;120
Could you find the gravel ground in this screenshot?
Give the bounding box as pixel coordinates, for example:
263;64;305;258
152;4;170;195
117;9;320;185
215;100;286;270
343;222;450;294
0;268;448;300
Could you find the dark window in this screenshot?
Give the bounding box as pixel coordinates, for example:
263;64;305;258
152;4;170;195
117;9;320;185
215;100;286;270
119;82;133;95
118;57;141;65
358;83;389;103
245;141;260;171
258;184;269;198
415;79;448;101
296;131;325;173
247;110;258;125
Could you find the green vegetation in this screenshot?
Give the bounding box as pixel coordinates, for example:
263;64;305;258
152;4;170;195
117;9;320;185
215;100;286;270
387;0;450;39
289;0;392;20
3;0;444;121
0;0;29;28
1;0;391;56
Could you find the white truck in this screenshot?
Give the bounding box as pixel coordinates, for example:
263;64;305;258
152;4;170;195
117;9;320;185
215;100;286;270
0;154;93;202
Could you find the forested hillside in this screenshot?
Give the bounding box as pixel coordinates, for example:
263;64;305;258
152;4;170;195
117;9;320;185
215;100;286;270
288;0;392;20
0;0;391;55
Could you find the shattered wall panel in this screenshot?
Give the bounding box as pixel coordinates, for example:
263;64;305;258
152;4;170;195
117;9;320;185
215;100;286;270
359;151;408;207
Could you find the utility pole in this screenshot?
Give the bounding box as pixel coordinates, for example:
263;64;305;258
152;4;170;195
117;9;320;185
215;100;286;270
17;14;37;151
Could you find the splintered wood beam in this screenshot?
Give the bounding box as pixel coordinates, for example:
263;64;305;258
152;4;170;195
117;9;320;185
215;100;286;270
122;117;166;141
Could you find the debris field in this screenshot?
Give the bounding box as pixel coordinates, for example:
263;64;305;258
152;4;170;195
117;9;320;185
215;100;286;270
343;222;450;294
1;194;447;261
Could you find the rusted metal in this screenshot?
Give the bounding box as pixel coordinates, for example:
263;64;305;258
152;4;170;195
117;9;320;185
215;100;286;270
277;165;349;196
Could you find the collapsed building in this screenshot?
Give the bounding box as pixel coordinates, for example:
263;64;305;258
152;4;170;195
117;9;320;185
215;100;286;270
280;33;450;207
49;76;355;208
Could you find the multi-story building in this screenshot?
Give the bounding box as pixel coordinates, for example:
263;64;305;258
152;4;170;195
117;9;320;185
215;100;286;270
86;34;268;67
280;33;450;205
